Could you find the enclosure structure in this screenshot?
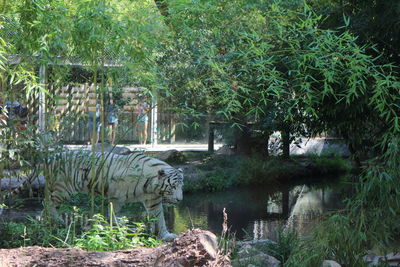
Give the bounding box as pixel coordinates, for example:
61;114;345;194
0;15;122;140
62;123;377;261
53;83;182;144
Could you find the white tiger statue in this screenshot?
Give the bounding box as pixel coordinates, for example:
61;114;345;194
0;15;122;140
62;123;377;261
42;150;183;241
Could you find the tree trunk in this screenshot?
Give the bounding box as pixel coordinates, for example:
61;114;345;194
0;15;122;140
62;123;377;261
235;126;252;155
281;128;290;159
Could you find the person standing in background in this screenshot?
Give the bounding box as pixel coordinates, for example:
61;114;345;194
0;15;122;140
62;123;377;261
136;102;149;145
106;93;118;145
88;100;101;145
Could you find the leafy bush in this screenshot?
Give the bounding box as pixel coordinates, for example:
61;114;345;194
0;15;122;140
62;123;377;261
0;210;161;250
203;168;235;192
75;214;161;251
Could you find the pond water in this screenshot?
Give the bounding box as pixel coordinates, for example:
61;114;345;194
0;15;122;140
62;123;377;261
167;177;346;241
0;177;346;241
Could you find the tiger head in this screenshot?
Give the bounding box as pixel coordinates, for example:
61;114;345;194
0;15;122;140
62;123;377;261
158;167;184;204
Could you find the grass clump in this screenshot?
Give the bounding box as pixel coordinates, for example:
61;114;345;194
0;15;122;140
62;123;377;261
264;229;299;264
231;229;299;267
286;214;368;267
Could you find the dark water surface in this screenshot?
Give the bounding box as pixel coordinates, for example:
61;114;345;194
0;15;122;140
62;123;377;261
167;177;346;241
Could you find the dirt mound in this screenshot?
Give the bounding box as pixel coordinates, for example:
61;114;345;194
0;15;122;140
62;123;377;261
0;229;231;267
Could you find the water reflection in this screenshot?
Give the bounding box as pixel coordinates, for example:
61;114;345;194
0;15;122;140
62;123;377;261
169;181;344;241
0;199;42;222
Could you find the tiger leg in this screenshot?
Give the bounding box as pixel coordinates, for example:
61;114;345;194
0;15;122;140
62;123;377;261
144;199;177;242
39;198;64;224
45;181;70;223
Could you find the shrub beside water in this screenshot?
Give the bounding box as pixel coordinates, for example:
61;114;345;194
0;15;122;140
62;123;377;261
184;154;351;192
286;214;369;267
308;155;352;175
231;229;300;266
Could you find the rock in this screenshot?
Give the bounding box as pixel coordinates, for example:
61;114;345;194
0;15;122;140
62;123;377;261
234;251;280;267
0;229;230;267
155;149;185;163
322;260;342;267
289;138;350;157
386;252;400;266
232;241;280;267
236;239;277;248
216;145;235;155
198;231;219;259
94;144;131;155
364;251;381;266
364;252;400;266
0;175;45;191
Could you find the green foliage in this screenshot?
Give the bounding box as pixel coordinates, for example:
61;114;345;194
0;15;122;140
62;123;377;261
74;213;161;251
347;139;400;251
308;155;352;175
161;2;400;262
185;154;349;192
0;221;29;248
58;192;109;215
268;229;299;264
203;168;235;192
159;0;400;157
317;0;400;65
286;140;400;266
0;217;69;248
234;156;289;185
0;211;162;250
237;229;299;266
287;214;368;267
